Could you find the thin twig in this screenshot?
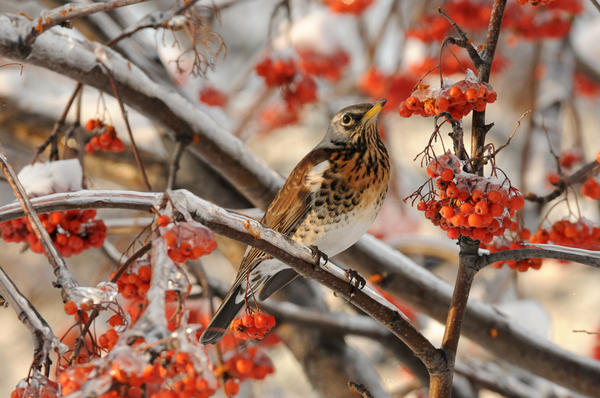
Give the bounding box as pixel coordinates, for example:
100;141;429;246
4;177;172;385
485;110;531;159
98;60;152;191
32;83;83;163
470;0;507;174
438;8;484;68
589;0;600;14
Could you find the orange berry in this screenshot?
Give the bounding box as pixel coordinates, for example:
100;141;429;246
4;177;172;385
471;189;484;202
224;379;239;396
449;86;462;99
465;88;478;103
597;151;600;163
486;90;497;103
440;168;454;182
474;200;489;215
487;190;502;203
64;300;77;315
157;215;171;227
405;96;420;111
439;206;455;219
468;213;484;227
490;203;504;218
435;96;450;112
459;202;474;214
509;195;525;211
85;119;97;131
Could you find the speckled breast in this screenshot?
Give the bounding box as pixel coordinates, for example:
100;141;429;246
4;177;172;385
293;147;390;256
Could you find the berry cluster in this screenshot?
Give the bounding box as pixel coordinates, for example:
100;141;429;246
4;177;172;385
296;48;349;82
503;0;582;41
530;220;600;250
324;0;374;14
113;264;152;302
415;153;525;243
0;210;106;257
58;349;218;398
255;57;296;87
483;238;542;272
199;86;228;107
161;221;218;263
220;346;275;383
85;119;125;153
230;311;276;341
399;70;497;119
255;55;319;130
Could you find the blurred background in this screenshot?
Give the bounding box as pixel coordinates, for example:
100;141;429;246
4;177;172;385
0;0;599;396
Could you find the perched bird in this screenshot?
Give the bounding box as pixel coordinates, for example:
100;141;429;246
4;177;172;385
201;100;390;344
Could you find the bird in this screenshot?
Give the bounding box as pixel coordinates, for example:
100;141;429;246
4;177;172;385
200;99;390;344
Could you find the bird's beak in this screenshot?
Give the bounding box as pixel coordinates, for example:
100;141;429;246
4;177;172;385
362;99;387;123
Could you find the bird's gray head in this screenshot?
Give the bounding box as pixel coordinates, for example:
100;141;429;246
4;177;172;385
319;99;387;148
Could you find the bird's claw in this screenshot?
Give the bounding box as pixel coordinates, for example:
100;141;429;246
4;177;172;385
345;268;366;299
309;245;328;270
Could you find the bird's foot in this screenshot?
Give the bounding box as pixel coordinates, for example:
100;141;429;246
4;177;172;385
309;245;328;270
345;268;366;299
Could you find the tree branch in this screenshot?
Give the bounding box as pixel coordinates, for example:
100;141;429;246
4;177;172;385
0;266;61;374
0;144;79;299
524;160;600;204
25;0;152;48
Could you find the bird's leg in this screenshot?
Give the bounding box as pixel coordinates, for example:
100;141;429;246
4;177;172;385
345;268;366;299
309;245;328;270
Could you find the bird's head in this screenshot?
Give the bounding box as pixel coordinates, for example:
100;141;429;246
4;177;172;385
320;99;387;148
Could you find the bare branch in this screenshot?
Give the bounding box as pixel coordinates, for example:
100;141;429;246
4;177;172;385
25;0;152;48
524;160;600;204
98;60;152;191
438;8;484;68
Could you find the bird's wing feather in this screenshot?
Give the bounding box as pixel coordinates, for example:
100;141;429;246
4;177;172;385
233;148;330;283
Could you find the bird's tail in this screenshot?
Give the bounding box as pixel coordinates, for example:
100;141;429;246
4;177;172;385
200;284;244;345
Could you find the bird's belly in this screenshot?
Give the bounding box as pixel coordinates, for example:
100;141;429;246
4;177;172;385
296;205;380;257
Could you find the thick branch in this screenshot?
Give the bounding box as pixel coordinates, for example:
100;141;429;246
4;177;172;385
0;13;281;208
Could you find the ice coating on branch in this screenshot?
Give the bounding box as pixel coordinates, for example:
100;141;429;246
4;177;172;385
69;281;118;308
14;371;60;397
17;159;82;197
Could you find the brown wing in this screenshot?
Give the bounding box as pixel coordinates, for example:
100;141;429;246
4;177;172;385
234;147;330;278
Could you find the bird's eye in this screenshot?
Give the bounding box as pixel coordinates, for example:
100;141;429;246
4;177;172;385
341;114;352;126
